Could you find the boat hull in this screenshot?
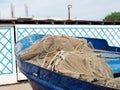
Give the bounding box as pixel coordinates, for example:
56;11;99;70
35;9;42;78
15;34;120;90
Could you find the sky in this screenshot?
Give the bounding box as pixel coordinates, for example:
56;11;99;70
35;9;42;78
0;0;120;20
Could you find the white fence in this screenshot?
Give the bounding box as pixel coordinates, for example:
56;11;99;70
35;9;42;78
0;26;17;85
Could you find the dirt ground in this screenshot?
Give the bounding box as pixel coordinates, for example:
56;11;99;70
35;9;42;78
0;81;32;90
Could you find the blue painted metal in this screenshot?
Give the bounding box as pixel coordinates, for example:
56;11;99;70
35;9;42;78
15;34;120;90
106;59;120;74
0;27;14;74
82;37;120;52
95;52;120;74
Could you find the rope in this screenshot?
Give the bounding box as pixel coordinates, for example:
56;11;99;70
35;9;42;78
43;35;58;53
46;50;64;71
88;41;94;49
41;53;48;67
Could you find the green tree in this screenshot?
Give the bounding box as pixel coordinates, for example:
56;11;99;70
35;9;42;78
103;12;120;21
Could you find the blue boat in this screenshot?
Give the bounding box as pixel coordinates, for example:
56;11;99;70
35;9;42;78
15;34;120;90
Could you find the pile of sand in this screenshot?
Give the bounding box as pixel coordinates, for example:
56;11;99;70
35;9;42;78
19;35;120;89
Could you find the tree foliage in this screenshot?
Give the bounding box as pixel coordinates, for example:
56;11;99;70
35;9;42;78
103;12;120;21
